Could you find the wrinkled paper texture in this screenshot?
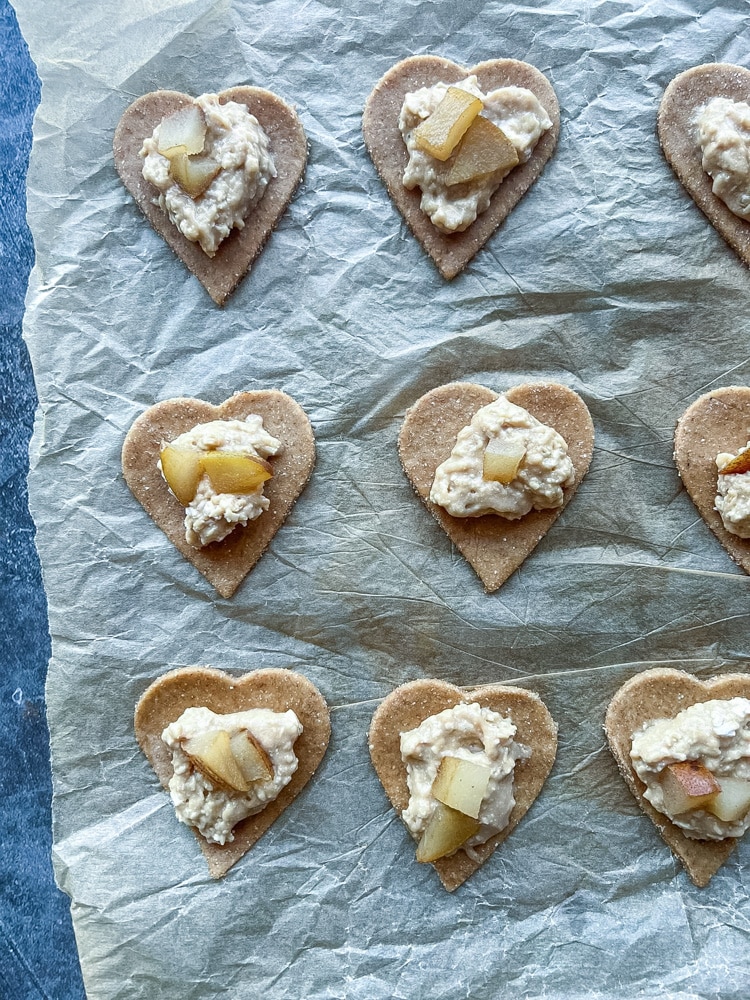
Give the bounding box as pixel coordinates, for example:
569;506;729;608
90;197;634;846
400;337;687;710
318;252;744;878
17;0;750;996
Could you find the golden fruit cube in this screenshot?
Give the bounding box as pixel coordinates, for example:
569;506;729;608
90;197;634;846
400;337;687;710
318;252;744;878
160;445;203;506
158;103;207;157
201;452;273;495
431;755;491;820
445;116;520;187
230;731;274;783
415;801;480;863
483;438;526;484
168;152;220;199
707;777;750;822
182;729;250;794
659;760;720;816
413;86;483;161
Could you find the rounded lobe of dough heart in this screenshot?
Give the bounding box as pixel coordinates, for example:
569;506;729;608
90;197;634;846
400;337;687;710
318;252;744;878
113;87;307;305
134;666;330;878
362;55;560;279
121;390;315;598
397;381;594;592
368;678;557;891
605;666;750;887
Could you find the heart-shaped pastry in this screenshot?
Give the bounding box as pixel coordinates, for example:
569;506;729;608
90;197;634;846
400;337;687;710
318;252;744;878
605;667;750;887
398;381;594;592
368;678;557;891
658;64;750;268
113;88;307;305
362;55;559;279
135;666;330;878
674;386;750;574
122;390;315;598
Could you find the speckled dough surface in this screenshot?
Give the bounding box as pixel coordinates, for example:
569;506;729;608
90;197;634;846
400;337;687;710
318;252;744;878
397;381;594;592
134;666;330;878
674;386;750;574
362;55;559;279
658;63;750;268
113;88;307;305
369;678;557;892
604;667;750;887
122;391;315;598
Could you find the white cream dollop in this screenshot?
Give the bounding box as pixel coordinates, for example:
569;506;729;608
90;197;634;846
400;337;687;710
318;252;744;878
695;97;750;219
715;443;750;538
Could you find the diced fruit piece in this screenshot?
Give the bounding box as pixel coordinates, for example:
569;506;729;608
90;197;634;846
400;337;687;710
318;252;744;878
707;777;750;822
483;437;527;484
230;731;274;783
431;755;491;820
415;801;481;862
445;116;520;187
659;760;720;816
157;104;207;157
412;87;483;161
182;729;250;794
160;445;203;505
201;452;273;495
168;152;220;199
719;448;750;475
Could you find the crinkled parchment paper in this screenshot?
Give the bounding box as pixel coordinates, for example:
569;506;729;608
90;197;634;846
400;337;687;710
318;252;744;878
17;0;750;996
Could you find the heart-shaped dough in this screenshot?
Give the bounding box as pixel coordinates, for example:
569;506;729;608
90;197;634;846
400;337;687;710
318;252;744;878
674;386;750;574
605;667;750;887
398;381;594;592
135;666;330;878
362;55;560;279
658;64;750;268
113;88;307;305
122;390;315;598
368;678;557;891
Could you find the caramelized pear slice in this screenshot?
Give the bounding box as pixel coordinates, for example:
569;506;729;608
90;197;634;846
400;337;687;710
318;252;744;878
182;729;250;794
415;801;480;862
158;103;207;157
413;87;483;161
431;756;491;820
160;445;203;506
708;777;750;822
230;730;274;783
168;152;220;199
718;448;750;475
201;452;273;495
446;117;520;187
483;437;527;484
659;760;720;816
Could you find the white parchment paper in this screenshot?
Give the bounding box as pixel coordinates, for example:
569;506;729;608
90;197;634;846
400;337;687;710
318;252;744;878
17;0;750;996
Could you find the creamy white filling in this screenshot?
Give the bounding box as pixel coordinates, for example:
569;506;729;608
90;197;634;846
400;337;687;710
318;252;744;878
400;702;528;859
399;76;551;233
161;415;282;547
715;444;750;538
141;93;276;255
696;97;750;219
631;698;750;840
430;395;574;518
162;705;302;845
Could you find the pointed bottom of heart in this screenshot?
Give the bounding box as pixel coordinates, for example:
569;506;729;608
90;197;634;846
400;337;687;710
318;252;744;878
605;667;750;887
369;678;557;891
135;667;330;878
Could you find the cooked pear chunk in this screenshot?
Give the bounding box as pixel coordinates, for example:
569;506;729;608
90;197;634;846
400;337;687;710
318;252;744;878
157;103;207;157
415;801;481;862
201;452;273;495
482;437;527;484
413;87;483;161
707;777;750;822
182;729;250;794
659;760;720;816
719;448;750;475
230;730;274;783
168;152;220;199
445;116;519;187
431;755;491;820
160;445;203;506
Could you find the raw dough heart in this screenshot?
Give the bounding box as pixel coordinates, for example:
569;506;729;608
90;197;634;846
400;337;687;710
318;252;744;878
674;386;750;574
362;55;559;279
658;63;750;267
398;381;594;592
114;88;307;305
368;678;557;891
135;666;330;878
605;667;750;887
122;390;315;598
